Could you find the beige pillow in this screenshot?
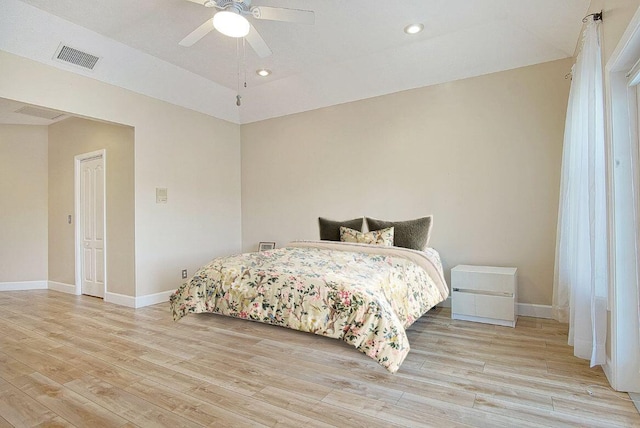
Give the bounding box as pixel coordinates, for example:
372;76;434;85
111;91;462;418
340;226;394;246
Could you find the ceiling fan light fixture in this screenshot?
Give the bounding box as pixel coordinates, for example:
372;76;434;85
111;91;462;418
404;23;424;35
213;10;251;38
256;68;271;77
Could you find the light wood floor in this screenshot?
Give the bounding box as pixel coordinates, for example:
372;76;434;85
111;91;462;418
1;291;638;427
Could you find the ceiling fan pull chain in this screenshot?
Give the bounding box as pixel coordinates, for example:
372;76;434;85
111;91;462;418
236;38;242;106
243;37;247;89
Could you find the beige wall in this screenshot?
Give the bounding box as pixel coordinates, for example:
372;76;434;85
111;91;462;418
48;117;135;296
0;51;242;298
242;58;572;306
0;125;48;282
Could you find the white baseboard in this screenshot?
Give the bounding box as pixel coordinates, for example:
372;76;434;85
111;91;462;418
2;281;173;310
104;291;136;308
438;297;553;319
0;282;556;318
135;290;174;308
48;281;78;295
0;280;47;291
103;290;173;308
517;303;553;319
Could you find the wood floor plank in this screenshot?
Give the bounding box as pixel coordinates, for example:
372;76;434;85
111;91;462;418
249;354;406;404
11;372;128;427
412;348;486;372
0;322;55;344
0;416;14;428
473;395;609;428
64;375;204;428
0;378;64;428
396;391;542;428
91;352;205;393
1;346;85;385
187;382;318;427
400;364;554;411
170;359;267;396
480;364;614;401
0;290;638;428
0;352;36;381
32;416;76;428
45;345;144;390
171;348;334;402
319;388;467;428
551;396;640;427
124;378;264;427
257;385;417;428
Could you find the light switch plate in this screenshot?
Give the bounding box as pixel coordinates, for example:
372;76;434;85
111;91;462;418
156;187;167;203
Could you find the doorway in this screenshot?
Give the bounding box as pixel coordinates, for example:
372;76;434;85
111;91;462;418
74;150;106;298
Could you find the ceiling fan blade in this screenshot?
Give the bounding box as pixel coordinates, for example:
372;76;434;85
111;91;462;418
251;6;315;25
179;19;214;47
245;24;272;58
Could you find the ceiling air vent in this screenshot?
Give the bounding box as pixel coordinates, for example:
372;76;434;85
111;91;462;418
15;106;65;121
54;44;100;70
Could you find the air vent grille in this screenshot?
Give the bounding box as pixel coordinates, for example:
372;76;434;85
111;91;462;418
55;45;100;70
15;106;65;121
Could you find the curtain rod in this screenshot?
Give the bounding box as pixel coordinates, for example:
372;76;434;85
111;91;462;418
583;11;603;23
565;11;603;80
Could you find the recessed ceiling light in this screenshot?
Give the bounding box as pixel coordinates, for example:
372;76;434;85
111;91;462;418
404;23;424;35
256;69;271;77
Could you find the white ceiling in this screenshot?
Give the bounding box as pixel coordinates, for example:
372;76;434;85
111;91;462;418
2;0;590;124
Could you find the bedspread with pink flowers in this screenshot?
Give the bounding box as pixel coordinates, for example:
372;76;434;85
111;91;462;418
169;240;448;373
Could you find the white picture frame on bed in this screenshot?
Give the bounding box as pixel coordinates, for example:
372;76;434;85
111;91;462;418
258;241;276;251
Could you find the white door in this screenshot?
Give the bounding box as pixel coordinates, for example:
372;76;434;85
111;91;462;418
80;156;105;298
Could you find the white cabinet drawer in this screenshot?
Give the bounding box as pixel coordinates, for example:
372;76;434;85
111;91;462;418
474;294;515;320
451;265;517;294
451;291;515;321
451;290;475;315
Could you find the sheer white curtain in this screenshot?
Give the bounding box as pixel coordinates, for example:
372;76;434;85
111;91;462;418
552;20;608;367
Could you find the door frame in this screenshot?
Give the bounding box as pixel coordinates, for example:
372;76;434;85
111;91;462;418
604;7;640;392
74;149;107;297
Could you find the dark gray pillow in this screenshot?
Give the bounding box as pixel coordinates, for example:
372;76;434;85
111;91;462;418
318;217;364;241
366;216;433;250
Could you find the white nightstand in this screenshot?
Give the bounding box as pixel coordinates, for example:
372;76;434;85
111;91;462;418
451;265;518;327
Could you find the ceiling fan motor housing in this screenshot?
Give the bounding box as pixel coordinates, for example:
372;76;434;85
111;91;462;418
212;0;252;14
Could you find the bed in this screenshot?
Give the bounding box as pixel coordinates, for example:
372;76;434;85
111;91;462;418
169;240;448;373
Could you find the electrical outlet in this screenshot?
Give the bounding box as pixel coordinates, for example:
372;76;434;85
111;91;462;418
181;269;188;279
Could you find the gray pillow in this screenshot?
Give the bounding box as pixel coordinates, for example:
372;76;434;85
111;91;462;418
318;217;364;241
366;216;433;250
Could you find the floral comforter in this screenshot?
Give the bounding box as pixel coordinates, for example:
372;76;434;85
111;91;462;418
169;240;448;373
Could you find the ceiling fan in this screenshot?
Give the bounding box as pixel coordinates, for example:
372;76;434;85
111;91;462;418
180;0;315;58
